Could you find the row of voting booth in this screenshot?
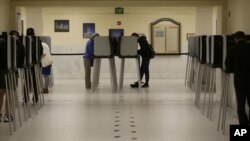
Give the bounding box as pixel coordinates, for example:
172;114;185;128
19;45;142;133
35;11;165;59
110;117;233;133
0;32;53;135
91;36;141;92
185;34;250;134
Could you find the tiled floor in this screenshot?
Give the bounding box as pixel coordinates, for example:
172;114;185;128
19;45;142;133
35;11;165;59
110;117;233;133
0;79;237;141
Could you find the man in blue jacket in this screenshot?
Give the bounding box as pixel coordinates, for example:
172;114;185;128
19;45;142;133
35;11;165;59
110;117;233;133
84;33;99;89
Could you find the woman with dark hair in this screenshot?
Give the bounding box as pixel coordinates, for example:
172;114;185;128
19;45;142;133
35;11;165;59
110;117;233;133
131;35;151;88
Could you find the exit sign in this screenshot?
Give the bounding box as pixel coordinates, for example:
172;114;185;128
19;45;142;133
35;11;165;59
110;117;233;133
115;7;124;14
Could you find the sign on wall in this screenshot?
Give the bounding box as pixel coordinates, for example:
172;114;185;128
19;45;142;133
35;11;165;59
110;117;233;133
83;23;95;38
151;18;181;55
54;20;69;32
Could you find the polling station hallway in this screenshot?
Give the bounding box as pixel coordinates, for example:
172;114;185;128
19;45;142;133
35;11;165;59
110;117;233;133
0;78;237;141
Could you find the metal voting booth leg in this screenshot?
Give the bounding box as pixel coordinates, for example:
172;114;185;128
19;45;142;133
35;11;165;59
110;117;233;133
92;59;100;91
92;58;118;92
202;65;210;115
8;73;17;132
11;72;22;127
3;67;45;135
195;62;204;107
119;57;141;92
189;57;196;88
24;68;32;118
34;64;44;107
20;68;29;121
4;74;13;135
185;55;191;86
4;71;22;134
217;72;230;135
119;58;125;91
109;58;117;92
28;67;38;115
207;68;216;120
202;66;212;115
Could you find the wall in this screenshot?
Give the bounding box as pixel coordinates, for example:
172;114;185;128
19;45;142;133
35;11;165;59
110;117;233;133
25;7;43;35
40;7;196;79
0;0;11;32
17;5;222;79
227;0;250;34
195;7;213;35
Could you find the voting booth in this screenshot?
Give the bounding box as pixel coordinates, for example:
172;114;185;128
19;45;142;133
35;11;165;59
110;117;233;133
194;35;207;107
91;36;117;92
217;35;235;134
0;33;11;71
185;36;199;87
118;36;141;91
201;35;224;120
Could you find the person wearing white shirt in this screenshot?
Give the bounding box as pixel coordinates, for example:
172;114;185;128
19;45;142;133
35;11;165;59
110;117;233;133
41;42;53;93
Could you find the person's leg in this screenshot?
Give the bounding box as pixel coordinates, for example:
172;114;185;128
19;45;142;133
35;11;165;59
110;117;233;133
140;58;147;81
43;75;49;93
131;58;145;88
23;68;30;103
84;59;91;89
0;89;5;121
4;90;13;122
31;66;39;103
247;89;250;124
235;86;248;125
144;58;150;85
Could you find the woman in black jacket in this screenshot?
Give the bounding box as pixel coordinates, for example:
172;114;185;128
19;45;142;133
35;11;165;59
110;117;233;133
131;35;151;88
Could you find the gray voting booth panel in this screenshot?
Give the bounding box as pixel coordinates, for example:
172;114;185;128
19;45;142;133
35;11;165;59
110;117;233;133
222;35;234;70
211;35;223;68
0;36;11;70
188;36;199;57
39;36;51;49
199;36;207;64
25;36;32;63
94;36;112;57
11;36;17;69
120;36;138;57
25;36;32;65
206;36;211;64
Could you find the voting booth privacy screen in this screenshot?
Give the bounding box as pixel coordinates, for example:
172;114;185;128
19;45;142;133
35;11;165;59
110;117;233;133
0;33;11;70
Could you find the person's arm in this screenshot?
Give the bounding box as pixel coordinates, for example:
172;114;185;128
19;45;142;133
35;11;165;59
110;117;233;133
85;40;91;55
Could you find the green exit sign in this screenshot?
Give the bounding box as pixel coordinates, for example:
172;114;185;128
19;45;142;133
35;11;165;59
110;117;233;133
115;7;124;14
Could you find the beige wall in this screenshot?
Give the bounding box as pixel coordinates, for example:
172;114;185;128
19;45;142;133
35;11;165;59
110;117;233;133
0;0;11;31
12;0;225;7
16;5;223;79
39;7;197;78
41;7;196;52
195;7;213;35
25;7;43;35
227;0;250;34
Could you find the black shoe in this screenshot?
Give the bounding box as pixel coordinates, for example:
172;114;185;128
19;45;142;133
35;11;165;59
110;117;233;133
130;82;139;88
142;83;149;88
3;114;13;122
43;88;49;94
86;87;91;90
0;113;2;122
